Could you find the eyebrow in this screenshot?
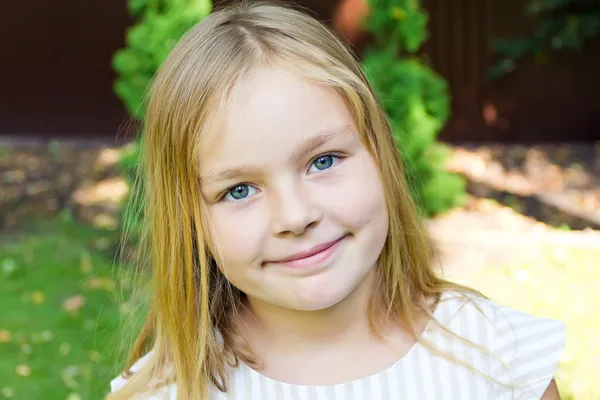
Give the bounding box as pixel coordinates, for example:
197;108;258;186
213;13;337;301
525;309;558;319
200;125;352;186
291;125;352;161
201;165;255;186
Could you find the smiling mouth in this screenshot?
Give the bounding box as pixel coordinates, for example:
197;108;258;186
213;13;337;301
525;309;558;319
271;235;347;268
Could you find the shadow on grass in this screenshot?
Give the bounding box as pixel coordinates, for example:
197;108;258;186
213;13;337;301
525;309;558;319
465;177;600;230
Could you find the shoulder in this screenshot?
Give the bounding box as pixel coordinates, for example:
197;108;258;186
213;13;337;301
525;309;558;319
433;291;566;398
434;290;566;344
110;352;152;392
110;352;176;399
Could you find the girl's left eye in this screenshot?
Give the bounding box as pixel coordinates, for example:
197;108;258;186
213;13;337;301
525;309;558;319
308;154;340;173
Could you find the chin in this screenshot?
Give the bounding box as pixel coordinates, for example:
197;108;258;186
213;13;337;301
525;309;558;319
292;297;346;312
285;278;360;312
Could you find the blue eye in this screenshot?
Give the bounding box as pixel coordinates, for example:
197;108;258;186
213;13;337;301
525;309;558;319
223;184;257;202
308;154;339;173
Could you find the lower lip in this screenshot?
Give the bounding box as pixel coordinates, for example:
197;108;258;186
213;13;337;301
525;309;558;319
278;237;345;269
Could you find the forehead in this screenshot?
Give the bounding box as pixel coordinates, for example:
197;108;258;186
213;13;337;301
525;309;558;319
198;65;356;169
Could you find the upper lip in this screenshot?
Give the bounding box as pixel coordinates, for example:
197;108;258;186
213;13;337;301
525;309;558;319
274;237;344;263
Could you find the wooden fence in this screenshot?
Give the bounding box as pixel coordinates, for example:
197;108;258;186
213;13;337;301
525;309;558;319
1;0;598;141
0;0;133;139
423;0;600;142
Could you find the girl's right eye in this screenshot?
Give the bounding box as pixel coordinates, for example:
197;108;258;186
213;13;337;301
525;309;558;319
222;184;258;202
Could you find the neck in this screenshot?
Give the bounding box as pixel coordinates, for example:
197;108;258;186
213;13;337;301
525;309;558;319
241;269;381;355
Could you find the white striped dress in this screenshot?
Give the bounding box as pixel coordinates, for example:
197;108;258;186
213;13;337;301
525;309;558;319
110;291;566;399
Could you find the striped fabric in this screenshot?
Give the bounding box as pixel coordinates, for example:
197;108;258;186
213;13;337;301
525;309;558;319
110;291;566;399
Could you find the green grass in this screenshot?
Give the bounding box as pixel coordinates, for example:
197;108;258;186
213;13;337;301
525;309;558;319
0;216;128;400
460;244;600;400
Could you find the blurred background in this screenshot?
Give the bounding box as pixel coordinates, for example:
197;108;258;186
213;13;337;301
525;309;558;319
0;0;598;399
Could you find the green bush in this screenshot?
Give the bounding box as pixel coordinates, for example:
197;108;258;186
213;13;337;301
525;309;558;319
363;0;466;216
113;0;212;119
113;0;212;238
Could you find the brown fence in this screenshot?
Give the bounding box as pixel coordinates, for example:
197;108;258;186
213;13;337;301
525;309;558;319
1;0;598;142
423;0;600;142
0;0;134;140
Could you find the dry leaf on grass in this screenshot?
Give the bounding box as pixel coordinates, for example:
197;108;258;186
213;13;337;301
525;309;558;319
61;295;86;313
15;364;31;377
85;277;115;291
79;252;92;274
31;291;45;305
61;365;82;389
0;330;11;343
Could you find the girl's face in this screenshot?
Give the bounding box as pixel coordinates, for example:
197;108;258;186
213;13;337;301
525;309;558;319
199;65;388;311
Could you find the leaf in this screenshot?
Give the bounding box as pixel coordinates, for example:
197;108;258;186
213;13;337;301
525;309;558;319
61;365;82;389
80;252;93;274
15;365;31;377
61;295;86;313
85;277;116;291
31;292;45;305
391;7;406;20
0;330;11;343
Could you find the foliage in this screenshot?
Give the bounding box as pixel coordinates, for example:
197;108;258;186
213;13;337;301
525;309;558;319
363;0;466;216
113;0;212;119
113;0;212;238
489;0;600;79
461;243;600;400
0;218;127;399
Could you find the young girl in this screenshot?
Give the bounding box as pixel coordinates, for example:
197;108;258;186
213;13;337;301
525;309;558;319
109;2;565;399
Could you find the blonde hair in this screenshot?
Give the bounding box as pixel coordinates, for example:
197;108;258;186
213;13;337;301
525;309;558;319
108;2;484;399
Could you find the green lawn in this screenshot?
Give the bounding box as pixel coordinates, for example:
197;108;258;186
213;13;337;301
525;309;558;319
0;216;127;400
459;243;600;400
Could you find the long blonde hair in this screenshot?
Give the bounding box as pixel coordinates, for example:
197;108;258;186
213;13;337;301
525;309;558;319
109;2;479;399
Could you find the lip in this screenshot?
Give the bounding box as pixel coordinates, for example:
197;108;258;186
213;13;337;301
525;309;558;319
272;236;346;268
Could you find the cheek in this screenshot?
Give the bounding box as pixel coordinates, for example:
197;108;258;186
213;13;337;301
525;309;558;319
208;205;268;270
325;157;388;228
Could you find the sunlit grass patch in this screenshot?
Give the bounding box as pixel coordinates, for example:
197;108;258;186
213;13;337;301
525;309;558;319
462;244;600;400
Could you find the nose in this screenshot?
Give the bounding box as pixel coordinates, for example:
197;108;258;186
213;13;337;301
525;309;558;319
270;180;322;236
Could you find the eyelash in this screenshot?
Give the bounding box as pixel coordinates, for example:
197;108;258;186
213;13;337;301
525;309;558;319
217;152;345;203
